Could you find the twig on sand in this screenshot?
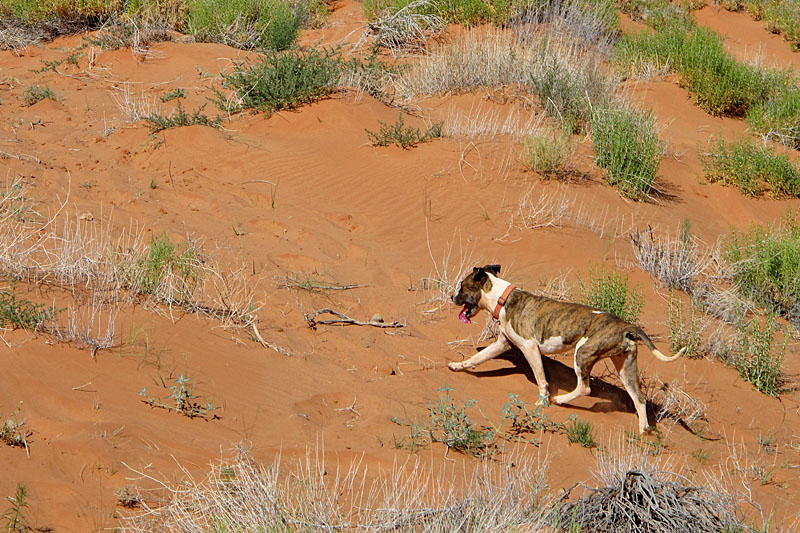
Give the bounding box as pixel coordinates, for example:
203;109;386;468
252;323;293;357
304;308;405;329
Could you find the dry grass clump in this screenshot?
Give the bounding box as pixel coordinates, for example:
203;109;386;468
0;181;262;352
629;226;711;293
120;447;551;531
550;437;756;532
648;376;708;427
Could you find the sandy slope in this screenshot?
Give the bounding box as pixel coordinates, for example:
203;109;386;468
1;2;799;530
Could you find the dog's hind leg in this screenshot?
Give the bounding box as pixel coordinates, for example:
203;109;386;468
611;345;649;434
553;337;592;406
448;335;510;371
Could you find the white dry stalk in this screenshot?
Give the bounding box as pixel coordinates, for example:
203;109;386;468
630;227;712;293
359;0;446;53
112;82;161;124
513;185;576;230
419;226;476;315
649;375;708;425
443;100;543;139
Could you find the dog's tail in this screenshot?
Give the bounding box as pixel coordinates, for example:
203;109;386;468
627;327;685;362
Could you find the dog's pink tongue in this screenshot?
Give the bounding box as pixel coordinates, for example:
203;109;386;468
458;306;471;324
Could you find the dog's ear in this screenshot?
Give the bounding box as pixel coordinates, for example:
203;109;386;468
472;267;487;283
484;264;501;276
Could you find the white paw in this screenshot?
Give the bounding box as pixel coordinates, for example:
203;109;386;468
448;362;464;371
552;394;567;405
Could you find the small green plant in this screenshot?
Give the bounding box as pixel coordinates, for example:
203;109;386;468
579;265;643;323
392;386;496;457
1;484;30;533
0;403;29;450
139;373;219;419
160;88;185;102
565;417;596;448
692;447;709;463
520;129;574;178
365;113;442;149
149;179;158;190
700;137;800;197
22;84;56;106
0;281;56;330
212;47;343;115
499;393;562;442
667;293;702;358
126;234;200;303
144;101;221;133
591;105;662;200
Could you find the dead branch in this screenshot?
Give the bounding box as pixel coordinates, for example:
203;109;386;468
304;308;405;329
252;323;293;357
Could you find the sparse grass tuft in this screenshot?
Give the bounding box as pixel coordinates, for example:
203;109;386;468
667;293;704;358
212;47;342;115
520;128;575;178
122;233;201;306
22;84;55;106
565;417;596;448
144;101;221;133
591;104;662;200
700;137;800;197
629;226;709;293
365;112;442;149
579;265;643;323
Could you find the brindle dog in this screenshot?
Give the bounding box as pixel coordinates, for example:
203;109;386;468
449;264;684;433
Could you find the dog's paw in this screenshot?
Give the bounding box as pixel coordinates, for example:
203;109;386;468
448;362;464;371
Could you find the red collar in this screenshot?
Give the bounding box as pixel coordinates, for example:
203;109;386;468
492;284;515;320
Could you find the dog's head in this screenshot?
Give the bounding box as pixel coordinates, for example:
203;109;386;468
452;264;501;323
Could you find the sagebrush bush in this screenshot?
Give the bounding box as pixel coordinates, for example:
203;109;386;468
365;113;442;149
22;84;55;106
761;0;800;51
591;105;662;200
212;47;342;114
579;265;643;323
520;129;574;177
725;212;800;328
700;137;800;197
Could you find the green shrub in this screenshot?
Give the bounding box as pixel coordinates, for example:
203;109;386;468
746;88;800;150
725;212;800;328
565;418;596;447
185;0;319;49
0;0;119;23
365;113;442;149
530;56;613;134
578;265;643;323
732;314;784;397
144;101;221;132
617;0;695;30
591;105;662;200
212;47;342;114
700;137;800;197
0;281;55;329
667;294;702;358
127;233;200;302
615;25;785;117
762;0;800;51
22;84;55;106
520;129;574;177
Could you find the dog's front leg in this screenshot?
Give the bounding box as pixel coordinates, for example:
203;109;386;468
448;335;510;371
521;343;550;407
